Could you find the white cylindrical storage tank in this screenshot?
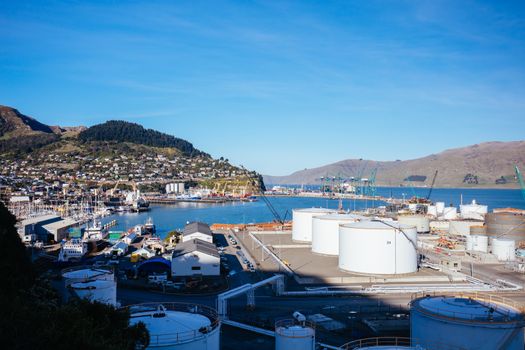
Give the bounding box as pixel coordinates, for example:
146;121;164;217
442;207;458;220
398;215;430;233
492;239;516;261
448;220;483;237
275;320;315;350
411;294;525;350
427;206;438;218
436;202;445;215
460;200;488;220
311;213;364;256
62;267;114;284
339;221;418;275
129;303;220;350
70;279;117;306
466;235;489;253
292;208;336;243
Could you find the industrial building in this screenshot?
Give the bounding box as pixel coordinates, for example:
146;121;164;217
171;239;220;277
181;222;213;244
42;217;80;242
18;214;62;242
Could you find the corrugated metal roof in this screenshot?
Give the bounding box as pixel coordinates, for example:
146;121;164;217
42;218;79;231
182;222;212;237
21;214;60;226
172;238;218;258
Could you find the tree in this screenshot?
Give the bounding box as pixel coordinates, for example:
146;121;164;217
0;202;149;349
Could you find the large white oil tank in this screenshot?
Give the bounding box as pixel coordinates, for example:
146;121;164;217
275;319;315;350
449;220;484;237
492;238;516;261
311;213;364;256
398;215;430;233
292;208;336;242
70;279;117;306
411;293;525;350
466;235;489;253
442;207;458;220
460;199;488;220
339;221;418;275
129;303;220;350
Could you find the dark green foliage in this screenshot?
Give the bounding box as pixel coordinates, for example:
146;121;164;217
0;133;59;154
0;202;149;349
0;201;35;293
79;120;206;157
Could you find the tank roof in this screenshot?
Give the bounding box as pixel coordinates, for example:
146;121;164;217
127;303;220;346
294;207;337;213
313;213;367;221
62;267;112;280
341;220;415;231
412;295;523;323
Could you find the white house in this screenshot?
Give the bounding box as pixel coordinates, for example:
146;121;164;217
181;222;213;244
171;239;219;277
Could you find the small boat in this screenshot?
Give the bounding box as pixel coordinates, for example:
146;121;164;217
144;217;156;234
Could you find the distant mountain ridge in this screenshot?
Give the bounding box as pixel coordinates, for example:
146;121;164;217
0;105;54;136
264;141;525;188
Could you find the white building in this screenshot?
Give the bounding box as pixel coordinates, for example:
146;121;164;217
171;239;220;277
181;222;213;244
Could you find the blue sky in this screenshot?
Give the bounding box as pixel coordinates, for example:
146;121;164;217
1;1;524;175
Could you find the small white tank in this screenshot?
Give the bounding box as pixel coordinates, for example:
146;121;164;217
398;215;430;233
460;199;488;220
442;207;458;220
70;279;117;306
411;293;525;350
466;235;489;253
292;208;336;242
492;239;516;261
275;320;315;350
449;220;483;236
436;202;445;215
128;303;220;350
427;206;438;218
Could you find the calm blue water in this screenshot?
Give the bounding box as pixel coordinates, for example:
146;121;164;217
102;188;525;239
102;197;384;239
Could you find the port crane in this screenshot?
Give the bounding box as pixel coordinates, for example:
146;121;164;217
426;170;438;200
241;166;285;224
515;165;525;201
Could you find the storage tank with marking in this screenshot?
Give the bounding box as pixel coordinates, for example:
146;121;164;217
398;215;430;233
410;293;525;350
275;319;315;350
339;221;418;275
292;208;336;242
128;303;220;350
466;235;489;253
492;238;516;261
311;213;365;256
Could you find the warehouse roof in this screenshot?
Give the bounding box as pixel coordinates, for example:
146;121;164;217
182;222;212;237
172;239;219;259
42;218;80;231
21;214;61;226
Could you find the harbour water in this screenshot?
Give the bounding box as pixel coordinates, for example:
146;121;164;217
102;187;525;239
